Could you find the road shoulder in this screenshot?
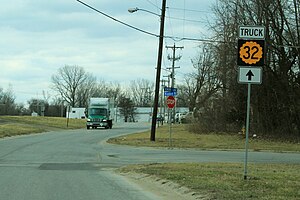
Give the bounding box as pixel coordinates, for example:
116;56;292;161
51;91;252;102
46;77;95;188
119;171;206;200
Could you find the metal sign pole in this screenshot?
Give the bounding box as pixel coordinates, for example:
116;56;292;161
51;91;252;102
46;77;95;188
166;95;175;148
168;108;172;148
244;83;251;180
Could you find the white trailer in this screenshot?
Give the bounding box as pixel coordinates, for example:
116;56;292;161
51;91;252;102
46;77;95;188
66;107;86;119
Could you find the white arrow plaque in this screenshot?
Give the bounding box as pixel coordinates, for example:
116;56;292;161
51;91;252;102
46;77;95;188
238;67;262;84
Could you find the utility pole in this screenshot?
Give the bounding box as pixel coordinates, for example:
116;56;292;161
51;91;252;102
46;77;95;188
160;79;168;125
150;0;167;141
166;43;183;122
163;74;171;124
166;44;184;88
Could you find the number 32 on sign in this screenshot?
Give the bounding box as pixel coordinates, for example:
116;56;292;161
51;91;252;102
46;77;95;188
237;39;265;66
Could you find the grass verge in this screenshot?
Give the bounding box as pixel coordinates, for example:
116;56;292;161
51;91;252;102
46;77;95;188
119;162;300;200
113;125;299;199
108;124;300;152
0;116;86;138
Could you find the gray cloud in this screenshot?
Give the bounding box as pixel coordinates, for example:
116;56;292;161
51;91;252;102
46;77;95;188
0;0;214;103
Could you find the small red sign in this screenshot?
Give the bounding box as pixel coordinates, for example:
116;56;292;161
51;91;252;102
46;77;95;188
166;96;176;109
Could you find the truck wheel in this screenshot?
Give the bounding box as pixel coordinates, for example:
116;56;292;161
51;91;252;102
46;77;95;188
87;126;90;129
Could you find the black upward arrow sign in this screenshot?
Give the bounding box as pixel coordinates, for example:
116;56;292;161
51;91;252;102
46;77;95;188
246;70;254;81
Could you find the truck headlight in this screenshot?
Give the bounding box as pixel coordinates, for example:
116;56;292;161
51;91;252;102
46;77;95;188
102;119;107;122
87;118;91;122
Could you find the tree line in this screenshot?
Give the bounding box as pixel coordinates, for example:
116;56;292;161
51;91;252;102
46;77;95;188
176;0;300;140
0;65;157;119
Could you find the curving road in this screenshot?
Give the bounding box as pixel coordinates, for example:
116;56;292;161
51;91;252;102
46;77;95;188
0;123;299;200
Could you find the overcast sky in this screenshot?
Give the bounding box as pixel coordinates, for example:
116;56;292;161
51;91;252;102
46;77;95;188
0;0;216;104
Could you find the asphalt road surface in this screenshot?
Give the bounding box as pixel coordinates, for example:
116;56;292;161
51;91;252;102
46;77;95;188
0;123;299;200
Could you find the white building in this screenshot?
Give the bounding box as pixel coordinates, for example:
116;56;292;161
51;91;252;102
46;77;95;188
126;107;189;122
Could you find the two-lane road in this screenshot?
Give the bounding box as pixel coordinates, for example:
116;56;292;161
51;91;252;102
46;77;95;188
0;123;299;200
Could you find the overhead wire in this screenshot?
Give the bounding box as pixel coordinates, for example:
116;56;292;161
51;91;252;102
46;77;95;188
164;0;186;82
168;7;213;14
75;0;230;84
144;0;161;10
76;0;232;44
182;0;186;41
76;0;158;38
167;16;207;23
164;0;173;50
180;0;186;65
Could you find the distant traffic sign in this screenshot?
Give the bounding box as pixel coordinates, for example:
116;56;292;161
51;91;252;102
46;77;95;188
164;87;177;96
166;96;176;109
237;39;265;66
164;87;177;92
164;91;177;96
238;67;262;84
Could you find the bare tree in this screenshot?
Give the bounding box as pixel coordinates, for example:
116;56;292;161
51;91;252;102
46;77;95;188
92;80;123;104
178;45;221;112
51;65;96;107
128;79;154;106
27;98;48;116
77;73;97;107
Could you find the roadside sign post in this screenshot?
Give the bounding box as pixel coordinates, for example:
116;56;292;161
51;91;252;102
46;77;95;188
166;96;176;148
238;25;265;180
244;83;251;180
66;105;71;128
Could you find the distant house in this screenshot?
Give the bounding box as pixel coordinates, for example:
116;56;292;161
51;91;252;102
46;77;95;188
134;107;153;122
31;112;39;117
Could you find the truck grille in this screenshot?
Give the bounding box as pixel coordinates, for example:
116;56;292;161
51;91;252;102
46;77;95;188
92;118;102;122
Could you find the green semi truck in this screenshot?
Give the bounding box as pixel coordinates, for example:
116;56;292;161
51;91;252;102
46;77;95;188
86;98;113;129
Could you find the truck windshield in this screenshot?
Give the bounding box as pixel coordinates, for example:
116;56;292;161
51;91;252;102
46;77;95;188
89;108;107;116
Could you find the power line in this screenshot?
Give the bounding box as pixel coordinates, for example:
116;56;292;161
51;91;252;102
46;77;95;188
166;7;175;39
167;15;208;23
76;0;232;44
182;0;186;42
144;0;161;10
76;0;157;38
168;7;213;14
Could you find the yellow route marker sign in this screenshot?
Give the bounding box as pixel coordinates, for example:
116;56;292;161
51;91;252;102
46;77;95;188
237;39;265;66
239;41;263;64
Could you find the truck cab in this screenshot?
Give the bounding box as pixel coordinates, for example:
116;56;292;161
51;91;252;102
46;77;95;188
86;98;113;129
